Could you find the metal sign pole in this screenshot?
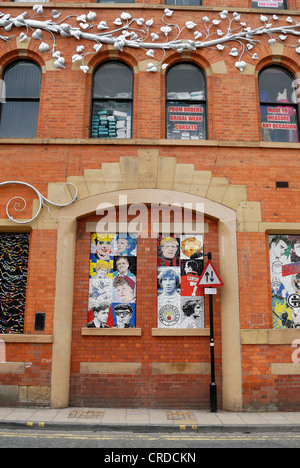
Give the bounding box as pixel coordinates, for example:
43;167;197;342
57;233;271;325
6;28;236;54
207;252;217;412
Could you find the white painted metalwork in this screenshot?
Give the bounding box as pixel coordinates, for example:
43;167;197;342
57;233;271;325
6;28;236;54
0;7;299;73
0;181;78;224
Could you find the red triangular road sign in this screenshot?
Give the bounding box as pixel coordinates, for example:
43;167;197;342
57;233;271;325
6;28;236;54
198;260;224;287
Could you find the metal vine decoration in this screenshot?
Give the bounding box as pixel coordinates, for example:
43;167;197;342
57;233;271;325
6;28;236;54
0;6;300;72
0;181;78;224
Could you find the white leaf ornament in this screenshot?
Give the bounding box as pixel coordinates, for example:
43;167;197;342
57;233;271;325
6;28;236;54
39;41;49;52
186;21;196;29
164;9;173;17
235;61;246;72
219;10;228;19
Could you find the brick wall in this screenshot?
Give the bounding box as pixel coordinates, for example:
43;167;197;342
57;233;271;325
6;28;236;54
0;0;300;409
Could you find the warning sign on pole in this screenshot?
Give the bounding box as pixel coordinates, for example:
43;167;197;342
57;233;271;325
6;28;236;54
198;260;224;287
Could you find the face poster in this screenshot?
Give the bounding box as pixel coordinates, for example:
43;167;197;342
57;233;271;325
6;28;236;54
157;234;205;328
269;235;300;328
88;233;137;329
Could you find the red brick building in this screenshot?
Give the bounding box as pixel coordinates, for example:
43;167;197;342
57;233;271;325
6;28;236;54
1;0;300;411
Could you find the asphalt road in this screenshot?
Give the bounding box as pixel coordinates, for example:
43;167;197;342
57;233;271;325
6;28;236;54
0;429;300;449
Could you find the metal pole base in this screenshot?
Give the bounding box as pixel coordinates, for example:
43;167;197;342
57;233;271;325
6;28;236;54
210;382;217;412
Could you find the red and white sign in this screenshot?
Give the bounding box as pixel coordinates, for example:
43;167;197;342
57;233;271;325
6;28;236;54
198;260;224;287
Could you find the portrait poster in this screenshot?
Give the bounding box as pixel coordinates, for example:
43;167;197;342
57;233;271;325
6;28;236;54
269;235;300;328
157;234;205;328
88;233;137;329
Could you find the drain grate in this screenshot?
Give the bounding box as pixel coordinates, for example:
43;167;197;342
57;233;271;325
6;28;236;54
68;410;104;419
165;410;196;421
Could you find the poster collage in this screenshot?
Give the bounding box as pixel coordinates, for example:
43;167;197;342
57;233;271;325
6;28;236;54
0;233;29;334
87;233;206;329
88;233;137;329
157;235;205;329
270;235;300;329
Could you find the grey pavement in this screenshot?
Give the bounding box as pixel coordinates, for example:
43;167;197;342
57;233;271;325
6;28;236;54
1;406;300;432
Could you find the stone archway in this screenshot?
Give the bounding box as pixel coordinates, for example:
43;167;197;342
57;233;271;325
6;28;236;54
50;188;242;411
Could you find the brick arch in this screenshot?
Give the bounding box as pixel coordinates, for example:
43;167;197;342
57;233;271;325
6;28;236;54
50;165;243;412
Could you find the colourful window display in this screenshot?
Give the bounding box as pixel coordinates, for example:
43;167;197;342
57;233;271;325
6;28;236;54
157;234;205;328
88;233;137;328
0;232;30;334
269;235;300;328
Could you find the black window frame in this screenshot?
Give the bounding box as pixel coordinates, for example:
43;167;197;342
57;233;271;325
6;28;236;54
90;61;134;139
259;65;300;143
165;62;207;140
0;60;42;138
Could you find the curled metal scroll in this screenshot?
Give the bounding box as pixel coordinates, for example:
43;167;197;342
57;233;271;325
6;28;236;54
0;181;78;224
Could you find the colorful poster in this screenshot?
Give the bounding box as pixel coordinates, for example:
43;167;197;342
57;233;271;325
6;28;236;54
0;233;30;334
88;233;137;328
269;235;300;328
157;234;205;328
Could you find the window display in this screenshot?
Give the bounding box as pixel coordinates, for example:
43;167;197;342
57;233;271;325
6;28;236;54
252;0;287;8
91;62;133;139
259;67;299;143
166;64;207;140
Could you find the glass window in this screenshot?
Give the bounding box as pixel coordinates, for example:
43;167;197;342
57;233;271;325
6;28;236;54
166;0;202;4
96;0;133;2
91;62;133;139
0;61;42;138
252;0;287;8
259;67;299;143
0;233;30;334
166;63;207;140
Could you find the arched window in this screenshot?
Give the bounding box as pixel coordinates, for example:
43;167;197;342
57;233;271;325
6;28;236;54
91;62;133;139
0;61;42;138
259;66;299;143
166;63;207;140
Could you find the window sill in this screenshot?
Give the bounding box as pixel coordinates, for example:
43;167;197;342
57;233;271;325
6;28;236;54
0;334;53;343
241;328;300;345
152;328;210;336
0;138;299;150
81;327;142;336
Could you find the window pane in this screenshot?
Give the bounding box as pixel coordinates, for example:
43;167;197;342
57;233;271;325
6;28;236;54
261;104;299;142
93;63;132;99
167;101;206;140
259;68;294;104
0;233;30;334
167;64;205;100
166;0;202;4
0;101;39;138
5;62;42;98
252;0;287;8
91;101;131;138
96;0;134;3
